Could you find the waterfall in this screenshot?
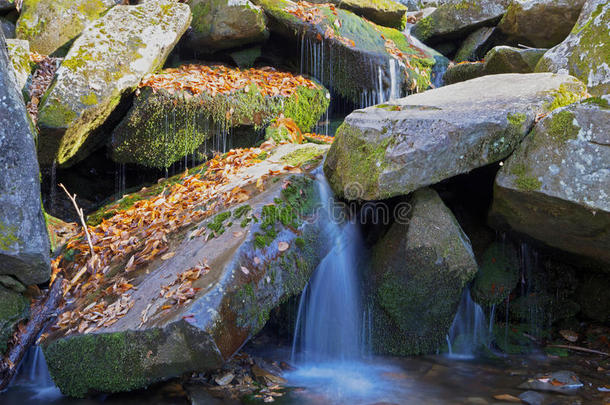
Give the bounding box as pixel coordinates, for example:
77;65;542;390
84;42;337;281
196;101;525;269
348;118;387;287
291;173;365;364
403;24;448;89
8;345;61;400
446;287;489;358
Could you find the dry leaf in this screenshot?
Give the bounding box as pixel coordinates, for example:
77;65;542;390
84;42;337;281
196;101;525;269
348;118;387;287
278;242;289;252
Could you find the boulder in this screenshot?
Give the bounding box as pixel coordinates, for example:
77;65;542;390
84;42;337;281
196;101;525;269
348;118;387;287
0;17;15;38
496;0;586;49
471;242;519;306
412;0;509;45
308;0;408;29
0;0;14;12
535;0;609;96
443;61;485;84
6;38;32;92
324;73;588;200
187;0;268;52
111;65;329;168
370;188;477;355
490;99;610;265
0;286;29;354
43;142;330;397
36;0;191;167
16;0;120;56
454;26;495;62
483;46;546;74
0;31;50;285
252;0;445;103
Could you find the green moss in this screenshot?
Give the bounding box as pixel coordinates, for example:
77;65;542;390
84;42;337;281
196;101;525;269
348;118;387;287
507;112;526;126
414;16;433;41
233;205;252;220
546;84;588;112
547;110;579;143
471;242;520;306
0;221;20;250
294;237;305;248
80;92;98;106
37;96;78;128
510;163;542;192
581;96;609;108
280;145;324;166
206;211;232;236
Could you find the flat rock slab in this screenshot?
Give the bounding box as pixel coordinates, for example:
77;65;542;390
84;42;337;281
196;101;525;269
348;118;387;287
36;0;191;166
490;99;610;265
0;31;50;285
43;143;331;397
324;73;588;201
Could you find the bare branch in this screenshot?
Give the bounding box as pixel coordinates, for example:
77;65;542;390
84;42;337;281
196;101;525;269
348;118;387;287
58;183;95;258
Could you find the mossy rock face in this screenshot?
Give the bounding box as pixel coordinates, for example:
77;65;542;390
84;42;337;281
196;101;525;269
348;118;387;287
308;0;408;29
43;144;330;397
0;31;51;285
454;26;495;62
491;100;610;265
443;61;485;85
252;0;443;103
324;73;587;201
6;38;32;92
16;0;120;56
577;273;610;323
483;46;546;74
412;0;509;45
36;0;192;167
111;74;328;168
535;0;610;96
497;0;586;49
471;242;519;306
187;0;268;52
0;285;29;354
370;188;477;355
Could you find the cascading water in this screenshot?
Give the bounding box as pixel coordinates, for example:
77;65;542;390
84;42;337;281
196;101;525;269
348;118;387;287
3;345;61;401
446;287;489;359
403;24;448;89
290;174;364;364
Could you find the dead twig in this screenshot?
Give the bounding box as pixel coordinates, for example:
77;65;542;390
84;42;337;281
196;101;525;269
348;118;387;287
59;183;95;258
547;344;610;356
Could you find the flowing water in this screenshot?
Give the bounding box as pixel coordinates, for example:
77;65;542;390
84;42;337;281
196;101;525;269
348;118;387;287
446;287;490;359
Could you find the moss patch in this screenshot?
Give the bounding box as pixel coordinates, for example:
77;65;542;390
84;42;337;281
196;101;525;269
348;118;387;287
510;163;541;192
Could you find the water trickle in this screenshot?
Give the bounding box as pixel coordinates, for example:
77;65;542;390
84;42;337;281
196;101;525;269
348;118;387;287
389;58;400;100
9;345;61;401
446;287;489;358
403;24;448;89
291;174;365;364
50;160;57;214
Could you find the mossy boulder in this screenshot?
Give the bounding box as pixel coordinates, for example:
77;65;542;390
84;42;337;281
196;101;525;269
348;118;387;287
454;26;495;62
412;0;509;45
370;188;477;355
111;67;329;168
308;0;408;29
496;0;586;49
443;61;485;84
186;0;268;52
6;38;32;92
535;0;610;96
483;46;546;74
0;285;29;354
252;0;445;103
490;100;610;265
16;0;120;56
0;30;51;285
43;143;330;397
36;0;192;167
324;73;587;201
471;242;519;306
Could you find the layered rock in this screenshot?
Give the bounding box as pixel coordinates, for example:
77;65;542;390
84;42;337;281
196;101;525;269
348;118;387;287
308;0;408;29
496;0;586;49
535;0;609;96
187;0;268;52
111;65;329;168
252;0;445;103
370;188;477;355
43;143;330;397
16;0;120;56
324;73;588;200
6;38;31;92
36;0;191;166
412;0;509;44
490;99;610;265
0;31;50;285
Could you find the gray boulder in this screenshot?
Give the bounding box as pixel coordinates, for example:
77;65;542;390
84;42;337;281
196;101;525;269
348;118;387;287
490;99;610;265
36;0;191;167
324;73;588;200
0;31;50;285
443;61;485;84
6;38;32;92
497;0;586;48
43;143;330;397
454;26;495;62
412;0;509;44
187;0;268;52
0;0;14;12
371;188;477;355
484;46;546;74
16;0;120;56
535;0;610;96
0;17;15;39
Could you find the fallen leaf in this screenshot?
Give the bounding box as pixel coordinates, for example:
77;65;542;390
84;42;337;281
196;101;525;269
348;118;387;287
278;242;289;252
